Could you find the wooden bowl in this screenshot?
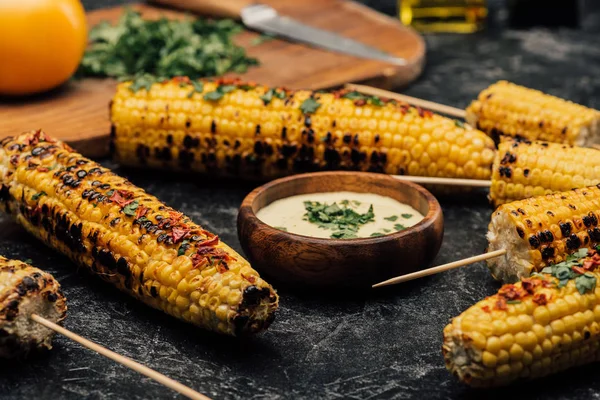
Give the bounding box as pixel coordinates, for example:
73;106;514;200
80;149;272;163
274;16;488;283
237;172;444;290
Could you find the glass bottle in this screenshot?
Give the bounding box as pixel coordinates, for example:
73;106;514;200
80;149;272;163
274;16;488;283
399;0;488;33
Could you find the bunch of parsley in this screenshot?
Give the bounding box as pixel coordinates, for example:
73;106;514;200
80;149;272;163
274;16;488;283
78;10;259;81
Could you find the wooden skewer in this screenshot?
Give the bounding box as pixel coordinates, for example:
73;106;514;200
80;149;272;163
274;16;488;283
345;83;467;119
372;249;508;288
392;175;491;187
30;314;211;400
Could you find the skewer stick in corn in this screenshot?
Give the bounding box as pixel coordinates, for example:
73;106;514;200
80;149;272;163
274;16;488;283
394;137;600;206
0;257;210;399
444;247;600;387
110;77;496;183
31;314;210;400
374;184;600;287
347;81;600;146
345;83;467;119
372;249;507;288
0;130;278;336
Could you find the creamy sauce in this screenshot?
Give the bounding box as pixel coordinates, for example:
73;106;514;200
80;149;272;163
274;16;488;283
256;191;424;239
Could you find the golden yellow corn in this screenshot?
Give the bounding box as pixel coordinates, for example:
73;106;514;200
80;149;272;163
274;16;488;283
444;248;600;387
466;81;600;146
490;137;600;206
487;185;600;282
0;257;66;358
110;77;496;181
0;130;278;336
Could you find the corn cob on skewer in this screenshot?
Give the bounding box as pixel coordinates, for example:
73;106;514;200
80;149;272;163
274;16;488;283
487;185;600;283
489;137;600;206
444;247;600;387
110;77;496;182
0;257;66;358
466;81;600;146
0;130;278;336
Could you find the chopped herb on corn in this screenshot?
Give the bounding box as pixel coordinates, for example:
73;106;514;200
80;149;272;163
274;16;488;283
444;247;600;387
0;130;278;336
487;185;600;283
110;77;496;182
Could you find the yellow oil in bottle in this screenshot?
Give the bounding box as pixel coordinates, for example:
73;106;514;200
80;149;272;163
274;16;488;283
399;0;488;33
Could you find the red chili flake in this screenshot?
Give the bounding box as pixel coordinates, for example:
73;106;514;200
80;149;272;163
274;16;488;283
354;99;366;106
197;236;219;248
171;226;190;243
217;263;229;274
9;155;19;165
542;279;556;288
172;76;190;84
242;274;256;284
191;254;208;269
521;277;541;294
573;265;588;275
135;205;149;219
481;305;491;313
495;297;508;311
592;253;600;262
532;293;548;305
37;167;49;172
498;284;526;300
25;131;42;146
109;191;135;207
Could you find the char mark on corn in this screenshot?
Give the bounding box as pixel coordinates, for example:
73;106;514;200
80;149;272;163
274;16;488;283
0;257;66;358
444;248;600;387
489;137;600;206
487;185;600;282
466;81;600;146
0;130;278;336
110;77;496;182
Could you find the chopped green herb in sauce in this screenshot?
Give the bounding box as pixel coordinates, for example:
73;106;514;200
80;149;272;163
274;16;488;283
394;223;406;231
401;213;413;219
384;215;398;222
274;226;288;232
303;200;374;239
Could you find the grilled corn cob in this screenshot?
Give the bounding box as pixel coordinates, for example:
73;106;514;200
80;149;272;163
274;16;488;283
487;185;600;282
466;81;600;146
444;247;600;387
110;77;496;181
489;137;600;206
0;130;278;336
0;257;66;358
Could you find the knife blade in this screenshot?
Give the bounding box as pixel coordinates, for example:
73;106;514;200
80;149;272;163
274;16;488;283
150;0;407;66
240;4;406;66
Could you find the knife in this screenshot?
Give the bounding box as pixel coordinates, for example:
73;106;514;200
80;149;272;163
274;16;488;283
149;0;407;66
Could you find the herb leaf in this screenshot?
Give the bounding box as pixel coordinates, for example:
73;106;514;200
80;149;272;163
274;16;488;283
32;191;47;201
300;98;321;114
274;226;288;232
401;213;413;219
455;120;465;128
394;223;406;231
178;240;190;256
123;200;139;216
303;200;375;239
78;9;259;81
576;273;597;294
384;215;398;222
341;91;365;100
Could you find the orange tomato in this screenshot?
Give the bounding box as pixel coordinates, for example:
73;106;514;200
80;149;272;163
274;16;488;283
0;0;87;96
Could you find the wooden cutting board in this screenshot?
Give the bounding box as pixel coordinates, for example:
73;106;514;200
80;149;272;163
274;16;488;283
0;1;425;158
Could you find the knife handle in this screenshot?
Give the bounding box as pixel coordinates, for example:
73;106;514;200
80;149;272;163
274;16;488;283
149;0;254;19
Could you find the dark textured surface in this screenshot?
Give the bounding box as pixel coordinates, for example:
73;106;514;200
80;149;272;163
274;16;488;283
2;1;600;399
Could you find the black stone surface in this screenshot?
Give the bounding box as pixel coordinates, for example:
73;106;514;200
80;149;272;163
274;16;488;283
2;1;600;399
